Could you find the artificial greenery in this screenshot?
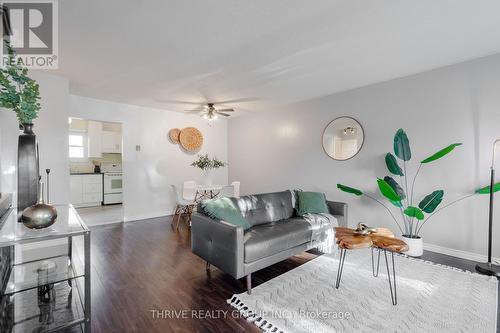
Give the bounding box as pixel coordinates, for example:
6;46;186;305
338;128;464;238
338;128;500;238
190;154;227;171
0;41;41;124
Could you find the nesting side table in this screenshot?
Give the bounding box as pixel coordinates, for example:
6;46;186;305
334;227;409;305
0;205;91;332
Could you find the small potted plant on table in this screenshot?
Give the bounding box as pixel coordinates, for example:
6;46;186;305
191;154;226;185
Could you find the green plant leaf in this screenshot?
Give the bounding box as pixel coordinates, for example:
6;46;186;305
394;129;411;161
421;143;462;164
390;200;403;208
0;41;40;124
418;190;444;213
377;178;401;202
337;184;363;196
476;183;500;194
404;206;424;220
385;153;404;176
384;176;406;200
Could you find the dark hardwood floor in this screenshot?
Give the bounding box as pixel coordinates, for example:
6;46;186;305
87;216;317;333
85;216;499;333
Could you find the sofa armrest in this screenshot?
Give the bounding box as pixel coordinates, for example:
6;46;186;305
327;200;348;227
191;213;245;279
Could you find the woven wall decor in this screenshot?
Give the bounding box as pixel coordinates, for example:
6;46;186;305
168;128;181;143
179;127;203;152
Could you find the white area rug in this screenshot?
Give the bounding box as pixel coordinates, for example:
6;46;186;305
228;249;498;333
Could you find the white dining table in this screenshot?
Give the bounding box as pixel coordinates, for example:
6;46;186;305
193;184;225;202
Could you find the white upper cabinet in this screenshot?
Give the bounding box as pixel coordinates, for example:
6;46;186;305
101;131;122;153
87;122;122;156
87;120;103;158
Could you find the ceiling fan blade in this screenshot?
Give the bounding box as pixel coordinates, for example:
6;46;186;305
185;109;204;112
230;107;256;113
156;99;204;106
216;108;234;112
211;97;260;105
216;112;231;117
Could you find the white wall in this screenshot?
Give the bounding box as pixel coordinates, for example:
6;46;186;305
228;53;500;259
0;72;70;206
69;95;228;221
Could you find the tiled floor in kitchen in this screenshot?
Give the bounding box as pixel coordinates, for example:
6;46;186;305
76;204;124;227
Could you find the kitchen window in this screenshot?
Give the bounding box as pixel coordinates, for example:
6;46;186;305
69;133;87;159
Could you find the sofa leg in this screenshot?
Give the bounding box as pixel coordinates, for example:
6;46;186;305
206;261;210;271
246;274;252;295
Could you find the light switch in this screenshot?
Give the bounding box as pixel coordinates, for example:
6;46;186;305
136;145;141;151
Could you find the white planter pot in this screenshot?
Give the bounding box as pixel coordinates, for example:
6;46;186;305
402;235;423;257
200;169;214;185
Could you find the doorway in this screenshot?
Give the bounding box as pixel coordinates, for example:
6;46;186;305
68;117;124;226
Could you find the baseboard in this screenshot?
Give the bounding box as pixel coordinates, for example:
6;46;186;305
123;211;170;223
424;243;500;264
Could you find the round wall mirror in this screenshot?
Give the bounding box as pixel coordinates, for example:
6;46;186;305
322;117;364;160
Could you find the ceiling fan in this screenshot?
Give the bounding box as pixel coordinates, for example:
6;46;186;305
185;103;234;121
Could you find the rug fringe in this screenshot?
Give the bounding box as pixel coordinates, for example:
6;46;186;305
227;295;284;333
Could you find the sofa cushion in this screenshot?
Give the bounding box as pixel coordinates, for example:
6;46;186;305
295;191;329;216
229;190;294;227
244;217;321;263
201;197;252;230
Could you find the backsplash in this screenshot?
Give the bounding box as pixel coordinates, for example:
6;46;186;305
70;153;122;173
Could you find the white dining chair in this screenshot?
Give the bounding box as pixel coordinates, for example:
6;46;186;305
171;184;196;230
231;181;240;197
218;185;235;198
182;180;197;201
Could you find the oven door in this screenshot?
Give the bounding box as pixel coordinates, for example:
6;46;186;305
104;173;123;194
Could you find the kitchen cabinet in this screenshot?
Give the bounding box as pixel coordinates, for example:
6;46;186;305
87;120;103;158
70;174;103;207
87;122;121;156
101;131;122;153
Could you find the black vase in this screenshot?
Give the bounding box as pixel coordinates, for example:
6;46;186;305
17;123;39;214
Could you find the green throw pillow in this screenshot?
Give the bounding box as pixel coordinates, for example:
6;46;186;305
295;191;329;216
201;197;251;230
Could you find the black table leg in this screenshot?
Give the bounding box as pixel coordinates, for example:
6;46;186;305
335;248;347;289
383;250;398;305
372;247;381;277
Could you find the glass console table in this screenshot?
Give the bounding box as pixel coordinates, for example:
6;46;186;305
0;205;90;333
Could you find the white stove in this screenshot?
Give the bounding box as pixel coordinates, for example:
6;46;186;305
102;164;122;205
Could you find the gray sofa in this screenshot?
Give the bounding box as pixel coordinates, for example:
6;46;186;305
191;190;347;294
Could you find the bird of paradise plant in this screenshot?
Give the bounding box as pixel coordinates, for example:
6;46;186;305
337;128;499;239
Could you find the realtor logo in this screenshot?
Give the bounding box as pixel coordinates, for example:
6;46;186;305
0;0;58;69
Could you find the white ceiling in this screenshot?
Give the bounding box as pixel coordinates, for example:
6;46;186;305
55;0;500;114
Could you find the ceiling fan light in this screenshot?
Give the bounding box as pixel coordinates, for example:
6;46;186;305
202;114;209;119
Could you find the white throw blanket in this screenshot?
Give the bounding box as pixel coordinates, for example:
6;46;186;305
302;213;337;254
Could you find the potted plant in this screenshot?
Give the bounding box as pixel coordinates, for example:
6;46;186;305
190;154;227;185
338;129;463;256
0;41;42;211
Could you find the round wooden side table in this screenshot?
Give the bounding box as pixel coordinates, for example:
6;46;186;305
334;227;409;305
